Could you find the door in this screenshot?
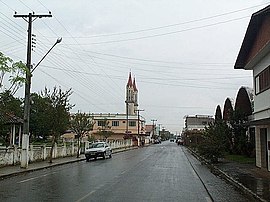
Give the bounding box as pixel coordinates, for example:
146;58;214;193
260;128;268;169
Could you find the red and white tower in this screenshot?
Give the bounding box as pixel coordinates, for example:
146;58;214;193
125;72;138;115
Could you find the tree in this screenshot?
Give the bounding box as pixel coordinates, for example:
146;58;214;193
29;93;53;141
215;105;222;123
96;119;114;141
229;109;249;155
0;90;23;116
70;112;94;158
41;87;74;163
198;122;229;163
0;52;27;95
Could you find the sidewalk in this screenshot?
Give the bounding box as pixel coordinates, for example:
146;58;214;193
213;160;270;202
0;146;138;180
189;149;270;202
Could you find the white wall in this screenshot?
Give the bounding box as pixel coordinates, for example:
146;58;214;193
0;139;133;167
253;52;270;121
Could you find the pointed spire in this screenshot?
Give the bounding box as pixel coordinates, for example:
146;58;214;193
133;77;138;92
127;72;133;87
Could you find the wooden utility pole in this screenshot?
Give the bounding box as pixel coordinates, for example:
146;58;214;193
151;119;157;140
14;12;52;168
135;109;144;146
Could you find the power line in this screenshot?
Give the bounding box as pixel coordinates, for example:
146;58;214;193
64;16;250;45
37;2;269;39
58;45;232;66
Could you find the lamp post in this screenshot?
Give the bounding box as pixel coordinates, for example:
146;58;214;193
20;38;62;168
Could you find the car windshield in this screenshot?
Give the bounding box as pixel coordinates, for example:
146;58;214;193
90;143;105;148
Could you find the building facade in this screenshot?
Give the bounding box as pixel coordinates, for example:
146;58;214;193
182;115;214;146
90;73;146;145
234;5;270;171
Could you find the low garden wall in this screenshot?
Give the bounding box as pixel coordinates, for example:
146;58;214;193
0;139;132;167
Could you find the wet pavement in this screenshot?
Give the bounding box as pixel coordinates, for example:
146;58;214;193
0;144;269;202
0;142;253;202
214;160;270;202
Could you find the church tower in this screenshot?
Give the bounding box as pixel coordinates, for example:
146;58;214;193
125;72;138;115
133;77;138;113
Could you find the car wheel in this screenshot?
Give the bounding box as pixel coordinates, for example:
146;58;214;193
109;154;112;158
103;152;106;159
86;157;90;162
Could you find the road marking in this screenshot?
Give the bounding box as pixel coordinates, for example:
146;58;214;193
17;176;40;183
120;170;126;175
205;196;212;202
75;190;96;202
17;172;56;184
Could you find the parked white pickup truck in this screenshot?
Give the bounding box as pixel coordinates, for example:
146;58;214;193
85;142;112;161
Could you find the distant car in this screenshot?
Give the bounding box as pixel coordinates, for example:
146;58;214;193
177;139;184;146
170;139;174;142
85;142;112;161
154;139;161;144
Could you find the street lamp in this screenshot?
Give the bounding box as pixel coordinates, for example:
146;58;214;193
21;38;62;168
31;38;62;73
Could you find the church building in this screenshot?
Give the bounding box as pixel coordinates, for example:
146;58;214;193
89;73;146;144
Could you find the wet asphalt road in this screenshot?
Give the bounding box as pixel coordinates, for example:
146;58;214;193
0;141;254;202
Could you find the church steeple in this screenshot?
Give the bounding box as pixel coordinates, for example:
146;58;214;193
133;77;138;92
125;72;138;115
127;72;133;87
133;77;138;112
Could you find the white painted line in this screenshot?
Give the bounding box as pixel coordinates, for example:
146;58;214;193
17;176;40;183
17;172;57;184
75;190;96;202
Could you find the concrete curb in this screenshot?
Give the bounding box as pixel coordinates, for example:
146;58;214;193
211;166;267;202
187;148;267;202
0;146;139;180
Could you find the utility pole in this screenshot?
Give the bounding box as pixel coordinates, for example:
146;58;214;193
135;109;144;146
151;119;157;140
14;12;52;168
125;100;129;138
158;124;162;137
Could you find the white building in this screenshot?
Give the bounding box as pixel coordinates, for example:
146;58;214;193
234;5;270;171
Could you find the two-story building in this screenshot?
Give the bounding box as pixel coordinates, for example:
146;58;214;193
234;5;270;171
90;113;145;141
182;115;214;146
89;73;146;145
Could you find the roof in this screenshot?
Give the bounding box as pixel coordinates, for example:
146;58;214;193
0;113;23;125
133;77;138;92
127;72;133;87
90;113;143;121
234;5;270;69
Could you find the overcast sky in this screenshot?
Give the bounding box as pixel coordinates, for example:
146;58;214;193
1;0;269;133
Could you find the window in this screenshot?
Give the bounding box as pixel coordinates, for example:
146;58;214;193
129;121;136;127
255;66;270;94
202;121;207;125
112;121;119;127
97;120;106;127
